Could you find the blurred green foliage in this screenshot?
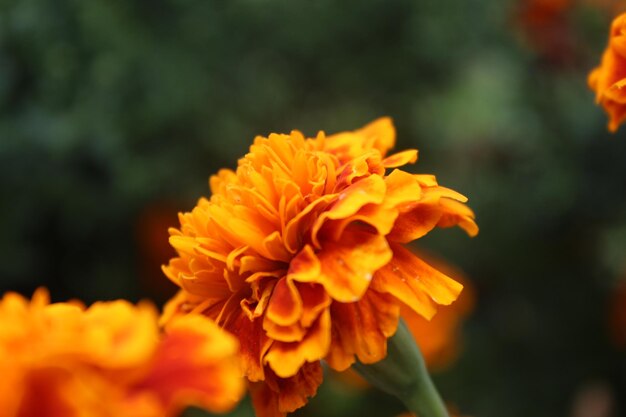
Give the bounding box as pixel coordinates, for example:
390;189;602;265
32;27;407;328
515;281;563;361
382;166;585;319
2;0;626;416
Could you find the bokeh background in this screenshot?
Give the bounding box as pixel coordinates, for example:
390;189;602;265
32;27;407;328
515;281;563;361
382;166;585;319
2;0;626;416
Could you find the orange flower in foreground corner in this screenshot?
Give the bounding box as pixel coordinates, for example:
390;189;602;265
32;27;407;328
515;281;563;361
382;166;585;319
162;117;478;417
0;289;244;417
589;13;626;132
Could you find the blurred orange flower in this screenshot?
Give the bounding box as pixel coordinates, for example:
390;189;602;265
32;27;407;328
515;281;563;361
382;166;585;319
609;280;626;349
162;118;478;417
589;13;626;132
0;289;244;417
516;0;578;67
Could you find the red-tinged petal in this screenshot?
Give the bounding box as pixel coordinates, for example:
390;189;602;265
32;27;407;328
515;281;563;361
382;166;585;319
315;229;392;302
298;283;331;328
263;318;307;343
224;312;272;382
249;362;323;417
249;380;284;417
325;290;400;370
14;368;88;417
241;281;275;321
382;149;418;168
264;309;331;378
136;315;244;415
283;195;335;253
371;266;437;321
266;277;303;327
372;244;462;320
274;362;323;413
288;245;321;283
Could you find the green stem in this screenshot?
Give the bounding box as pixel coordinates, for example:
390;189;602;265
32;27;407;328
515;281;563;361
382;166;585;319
353;320;450;417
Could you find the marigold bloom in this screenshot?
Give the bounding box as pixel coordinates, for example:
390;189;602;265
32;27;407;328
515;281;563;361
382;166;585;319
589;13;626;132
0;289;244;417
162;118;478;417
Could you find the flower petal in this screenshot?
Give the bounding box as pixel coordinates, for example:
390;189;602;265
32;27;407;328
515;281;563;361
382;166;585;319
315;228;392;302
136;314;244;415
264;309;331;378
325;290;400;371
266;277;303;327
371;244;463;320
249;362;323;417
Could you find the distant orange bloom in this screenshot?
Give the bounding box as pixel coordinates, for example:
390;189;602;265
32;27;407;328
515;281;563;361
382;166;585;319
609;280;626;349
516;0;578;67
135;203;180;299
589;13;626;132
162;118;478;417
0;289;244;417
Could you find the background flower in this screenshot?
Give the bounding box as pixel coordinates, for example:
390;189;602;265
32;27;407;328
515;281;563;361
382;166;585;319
0;289;245;417
589;13;626;131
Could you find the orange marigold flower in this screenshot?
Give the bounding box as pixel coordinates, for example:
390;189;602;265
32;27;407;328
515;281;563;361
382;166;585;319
162;117;478;417
589;13;626;132
0;289;244;417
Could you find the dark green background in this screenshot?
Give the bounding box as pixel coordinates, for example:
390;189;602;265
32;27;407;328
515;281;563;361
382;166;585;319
1;1;625;416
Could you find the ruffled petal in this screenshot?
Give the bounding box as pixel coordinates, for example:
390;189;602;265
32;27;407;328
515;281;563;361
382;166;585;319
264;309;330;378
371;244;463;320
315;228;392;302
249;362;323;417
325;290;400;371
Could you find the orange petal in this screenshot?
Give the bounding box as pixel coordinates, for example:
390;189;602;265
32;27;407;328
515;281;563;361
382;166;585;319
325;290;400;370
382;149;418;168
138;314;244;415
224;312;272;382
387;204;443;243
371;244;463;320
436;199;479;237
264;309;331;378
315;228;392;302
288;245;321;283
249;362;323;417
266;277;303;327
311;175;386;247
355;117;396;156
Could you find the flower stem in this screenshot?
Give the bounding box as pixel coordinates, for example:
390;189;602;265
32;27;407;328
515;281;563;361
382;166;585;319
353;319;450;417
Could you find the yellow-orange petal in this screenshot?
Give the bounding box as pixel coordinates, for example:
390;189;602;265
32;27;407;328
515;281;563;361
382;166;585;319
387;203;444;243
382;149;418;168
264;309;331;378
311;175;386;247
371;244;463;320
325;290;400;370
265;277;303;327
314;228;392;302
